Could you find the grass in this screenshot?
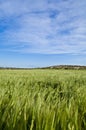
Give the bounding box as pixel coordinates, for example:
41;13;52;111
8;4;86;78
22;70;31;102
0;69;86;130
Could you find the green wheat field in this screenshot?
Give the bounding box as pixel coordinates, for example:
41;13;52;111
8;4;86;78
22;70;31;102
0;69;86;130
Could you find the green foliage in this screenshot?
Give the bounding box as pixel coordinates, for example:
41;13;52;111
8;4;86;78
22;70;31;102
0;69;86;130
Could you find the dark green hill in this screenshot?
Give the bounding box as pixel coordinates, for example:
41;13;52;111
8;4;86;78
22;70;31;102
42;65;86;70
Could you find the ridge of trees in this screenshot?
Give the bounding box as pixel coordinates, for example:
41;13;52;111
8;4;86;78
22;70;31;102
41;65;86;70
0;65;86;70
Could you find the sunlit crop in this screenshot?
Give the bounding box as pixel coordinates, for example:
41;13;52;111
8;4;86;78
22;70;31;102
0;69;86;130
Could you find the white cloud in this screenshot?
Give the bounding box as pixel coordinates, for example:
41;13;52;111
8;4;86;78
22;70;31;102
0;0;86;54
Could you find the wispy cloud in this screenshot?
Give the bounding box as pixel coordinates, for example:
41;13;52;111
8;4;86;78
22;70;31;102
0;0;86;54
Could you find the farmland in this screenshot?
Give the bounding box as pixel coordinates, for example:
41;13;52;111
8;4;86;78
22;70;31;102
0;69;86;130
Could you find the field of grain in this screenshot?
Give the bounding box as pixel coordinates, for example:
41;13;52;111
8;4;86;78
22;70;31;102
0;69;86;130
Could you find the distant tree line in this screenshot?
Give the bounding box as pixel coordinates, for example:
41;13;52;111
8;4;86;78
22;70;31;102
0;65;86;70
41;65;86;70
0;67;32;70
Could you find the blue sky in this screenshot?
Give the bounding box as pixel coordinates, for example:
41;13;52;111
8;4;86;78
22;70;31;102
0;0;86;67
